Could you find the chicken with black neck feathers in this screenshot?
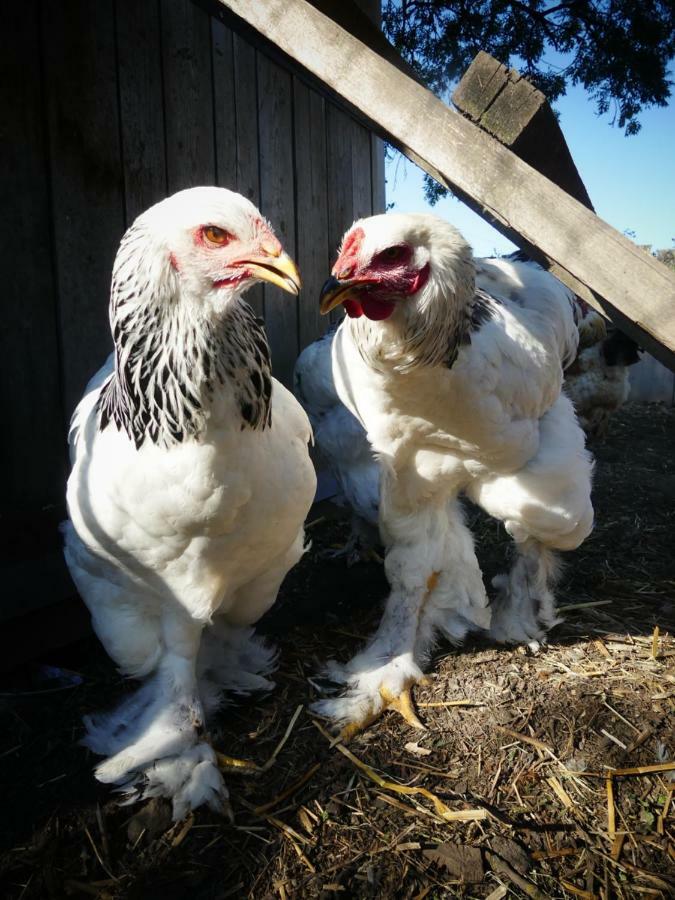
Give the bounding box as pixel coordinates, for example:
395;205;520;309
64;187;316;819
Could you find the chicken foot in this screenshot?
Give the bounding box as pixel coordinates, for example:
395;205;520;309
314;494;494;738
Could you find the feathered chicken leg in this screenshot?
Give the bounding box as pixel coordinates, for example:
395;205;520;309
85;607;230;821
337;572;439;740
315;496;489;738
467;394;594;646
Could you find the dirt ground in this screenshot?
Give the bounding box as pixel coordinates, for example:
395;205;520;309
1;402;674;900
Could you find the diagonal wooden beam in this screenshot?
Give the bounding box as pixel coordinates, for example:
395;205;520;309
213;0;675;370
452;51;595;212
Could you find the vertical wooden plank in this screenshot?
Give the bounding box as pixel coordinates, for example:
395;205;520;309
116;0;167;225
325;103;354;323
42;0;125;418
232;36;260;205
232;34;263;316
212;18;237;189
351;121;373;220
257;54;298;387
0;0;66;509
371;134;386;213
293;79;329;348
326;103;354;259
160;0;215;191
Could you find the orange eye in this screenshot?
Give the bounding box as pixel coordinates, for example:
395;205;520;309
203;225;233;246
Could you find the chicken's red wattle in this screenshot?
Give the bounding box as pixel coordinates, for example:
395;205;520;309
344;296;395;320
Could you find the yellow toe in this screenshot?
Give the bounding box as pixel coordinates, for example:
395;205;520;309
381;686;426;731
215;752;260;773
337;679;428;742
340;721;367;742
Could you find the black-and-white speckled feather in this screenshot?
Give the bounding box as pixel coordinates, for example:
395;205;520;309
98;221;273;449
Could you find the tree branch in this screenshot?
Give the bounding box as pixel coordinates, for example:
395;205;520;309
507;0;559;40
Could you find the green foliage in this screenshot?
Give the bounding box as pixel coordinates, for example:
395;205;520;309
383;1;675;204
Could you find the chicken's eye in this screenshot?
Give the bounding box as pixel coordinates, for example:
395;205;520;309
382;246;404;261
202;225;233;246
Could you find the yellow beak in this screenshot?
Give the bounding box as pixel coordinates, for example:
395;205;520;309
239;251;302;295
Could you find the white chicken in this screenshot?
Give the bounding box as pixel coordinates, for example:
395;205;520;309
293;326;380;563
294;254;601;564
63;187;316;819
312;213;594;738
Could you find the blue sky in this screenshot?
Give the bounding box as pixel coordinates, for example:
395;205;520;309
386;77;675;258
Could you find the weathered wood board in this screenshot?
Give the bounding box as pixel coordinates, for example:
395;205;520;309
211;19;238;189
452;51;594;211
0;1;67;509
42;0;125;417
326;104;355;325
232;34;264;318
352;120;374;221
161;0;216;191
294;78;330;347
216;0;675;372
117;0;168;224
258;55;298;386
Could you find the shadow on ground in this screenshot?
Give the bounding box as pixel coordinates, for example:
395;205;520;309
1;403;673;899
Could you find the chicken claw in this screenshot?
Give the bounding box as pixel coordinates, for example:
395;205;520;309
338;676;429;742
215;751;260;773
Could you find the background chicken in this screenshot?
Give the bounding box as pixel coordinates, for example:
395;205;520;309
564;317;641;437
293;326;380;564
311;213;594;738
506;251;642;437
63;187;316;819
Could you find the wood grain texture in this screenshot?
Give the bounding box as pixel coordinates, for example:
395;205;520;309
294;78;329;347
257;54;298;387
371;134;386;214
116;0;167;225
217;0;675;370
42;0;125;416
232;33;263;316
326;103;354;325
452;52;594;211
451;52;506;122
160;0;215;191
351;120;373;221
0;0;66;509
360;0;386;215
212;18;237;189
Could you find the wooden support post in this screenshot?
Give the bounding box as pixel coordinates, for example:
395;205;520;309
212;0;675;371
452;51;594;211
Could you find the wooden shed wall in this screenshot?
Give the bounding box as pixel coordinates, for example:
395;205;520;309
1;0;385;518
0;0;384;656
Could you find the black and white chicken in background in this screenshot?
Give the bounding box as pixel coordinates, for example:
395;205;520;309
564;311;641;437
309;214;594;739
63;187;316;819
